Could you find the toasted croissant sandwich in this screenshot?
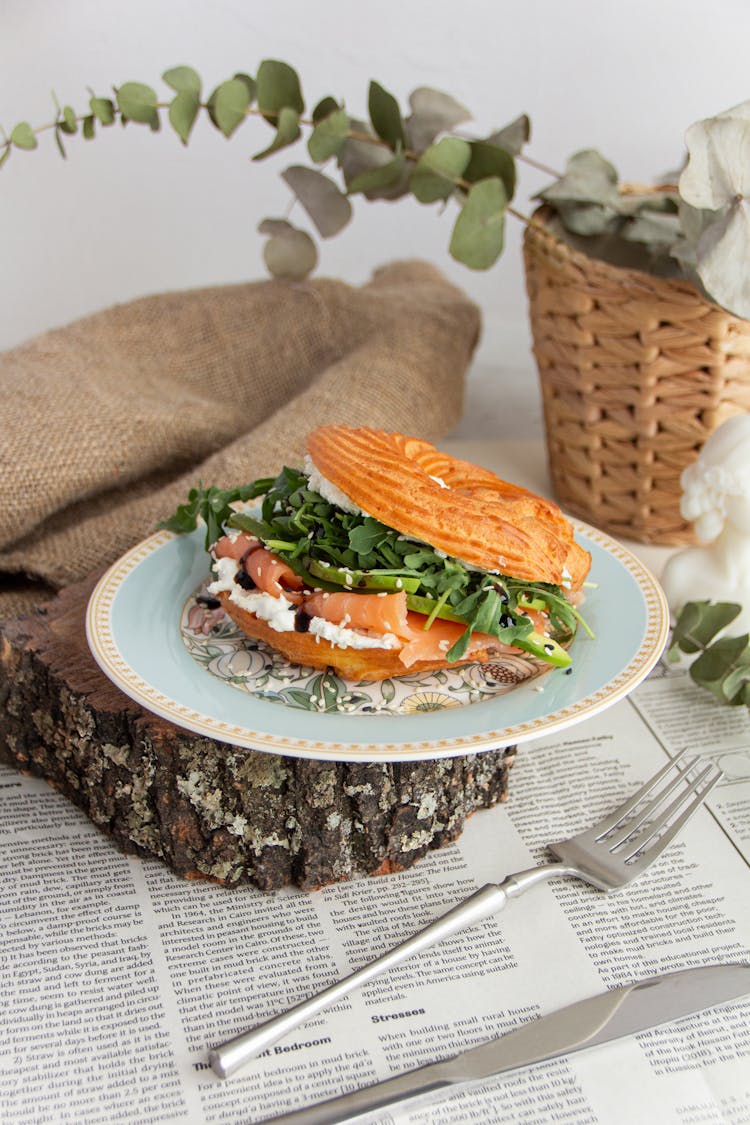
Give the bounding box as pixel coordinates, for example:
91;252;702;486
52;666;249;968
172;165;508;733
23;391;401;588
163;426;592;682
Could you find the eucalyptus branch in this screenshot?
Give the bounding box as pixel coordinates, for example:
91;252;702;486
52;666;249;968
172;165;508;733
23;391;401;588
0;61;531;276
4;62;746;313
516;151;562;178
668;601;750;708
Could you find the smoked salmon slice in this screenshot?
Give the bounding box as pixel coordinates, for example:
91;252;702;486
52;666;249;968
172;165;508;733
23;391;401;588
244;547;304;602
304;591;414;639
399;612;510;668
213;535;304;604
303;593;517;668
213;532;259;560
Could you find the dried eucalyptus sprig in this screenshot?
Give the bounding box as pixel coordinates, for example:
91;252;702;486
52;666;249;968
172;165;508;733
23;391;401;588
0;60;529;280
668;601;750;707
537;99;750;319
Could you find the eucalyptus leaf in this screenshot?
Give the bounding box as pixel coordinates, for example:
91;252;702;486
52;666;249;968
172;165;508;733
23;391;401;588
82;115;96;140
262;223;318;279
256;58;304;124
338;118;391;184
59;105;77;135
10;122;37;150
669;600;741;656
162;65;202;96
252;106;301;160
54;128;66;159
693;198;750;318
615;190;679;217
0;146;11;169
258;217;295;236
168;89;200;144
307;107;349;163
410;136;471;203
116;82;159;128
486;113;531;156
368;80;405;151
346;145;406;197
553;201;619;237
89;96;115;125
449;177;507;269
281;165;352;236
675;102;750;315
538;149;619;206
670;200;717;270
622;210;682;245
405;86;471;151
680;105;750;211
463;140;516;198
212;77;251;138
690;633;750;702
312;96;340;124
719;660;750;705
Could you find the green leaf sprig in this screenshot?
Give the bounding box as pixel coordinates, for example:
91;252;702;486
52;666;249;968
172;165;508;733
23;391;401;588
162;465;584;666
3;68;748;314
158;478;274;550
0;61;531;277
536;101;750;319
668;601;750;706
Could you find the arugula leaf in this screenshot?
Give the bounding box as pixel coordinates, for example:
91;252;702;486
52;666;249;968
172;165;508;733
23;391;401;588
159;479;273;549
348;517;390;554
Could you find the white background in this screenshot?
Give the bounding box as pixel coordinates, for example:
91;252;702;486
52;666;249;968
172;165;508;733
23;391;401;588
2;0;748;437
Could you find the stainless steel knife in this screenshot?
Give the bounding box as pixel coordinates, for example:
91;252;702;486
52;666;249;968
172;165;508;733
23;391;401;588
258;962;750;1125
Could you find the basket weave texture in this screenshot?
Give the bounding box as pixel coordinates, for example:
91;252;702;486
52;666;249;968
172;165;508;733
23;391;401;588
523;210;750;545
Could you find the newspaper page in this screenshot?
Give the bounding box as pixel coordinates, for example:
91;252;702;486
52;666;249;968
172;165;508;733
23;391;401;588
2;662;750;1125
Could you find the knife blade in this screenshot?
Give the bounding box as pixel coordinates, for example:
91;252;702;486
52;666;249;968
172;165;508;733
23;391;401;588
259;962;750;1125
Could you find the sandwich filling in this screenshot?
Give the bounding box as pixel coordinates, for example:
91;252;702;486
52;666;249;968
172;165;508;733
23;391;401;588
164;462;591;670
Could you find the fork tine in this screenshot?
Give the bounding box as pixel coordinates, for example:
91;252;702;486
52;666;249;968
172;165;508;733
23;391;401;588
617;765;723;865
604;755;701;850
592;748;691;839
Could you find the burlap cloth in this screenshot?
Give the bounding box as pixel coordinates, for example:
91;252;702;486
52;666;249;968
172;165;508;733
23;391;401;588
0;261;480;621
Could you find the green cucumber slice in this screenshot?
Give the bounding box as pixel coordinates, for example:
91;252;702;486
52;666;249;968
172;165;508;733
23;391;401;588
308;559;420;593
405;594;465;624
514;630;571;668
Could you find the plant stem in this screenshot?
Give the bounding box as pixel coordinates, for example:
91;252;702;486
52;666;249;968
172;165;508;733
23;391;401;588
517;152;561;178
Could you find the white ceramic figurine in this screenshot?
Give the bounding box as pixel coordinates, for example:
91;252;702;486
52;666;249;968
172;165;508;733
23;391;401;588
661;413;750;633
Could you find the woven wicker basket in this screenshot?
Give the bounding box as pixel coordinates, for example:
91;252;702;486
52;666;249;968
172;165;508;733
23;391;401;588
523;209;750;545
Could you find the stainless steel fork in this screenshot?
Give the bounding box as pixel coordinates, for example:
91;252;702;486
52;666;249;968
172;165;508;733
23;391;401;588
209;749;722;1079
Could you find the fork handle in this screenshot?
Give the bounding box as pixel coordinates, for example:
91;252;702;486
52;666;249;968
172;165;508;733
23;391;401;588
209;882;510;1079
209;863;574;1079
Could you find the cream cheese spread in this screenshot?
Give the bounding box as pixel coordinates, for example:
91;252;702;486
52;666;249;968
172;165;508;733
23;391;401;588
308;617;400;650
304;455;368;516
208;554;399;649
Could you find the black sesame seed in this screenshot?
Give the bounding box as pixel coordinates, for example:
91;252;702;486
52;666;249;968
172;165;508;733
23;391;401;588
235;567;257;591
234;547;259;590
294;608;312;633
196;594;221;609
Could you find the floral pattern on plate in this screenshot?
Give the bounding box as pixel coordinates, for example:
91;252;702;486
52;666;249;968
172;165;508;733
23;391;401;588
180;586;549;715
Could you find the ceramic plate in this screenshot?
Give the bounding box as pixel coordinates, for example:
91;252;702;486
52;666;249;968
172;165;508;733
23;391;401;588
86;523;669;762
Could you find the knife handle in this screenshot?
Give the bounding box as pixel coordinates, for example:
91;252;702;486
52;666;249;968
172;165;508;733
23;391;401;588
209;882;510;1080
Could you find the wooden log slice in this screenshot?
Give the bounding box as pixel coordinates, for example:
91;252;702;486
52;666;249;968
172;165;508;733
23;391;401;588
0;577;516;891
